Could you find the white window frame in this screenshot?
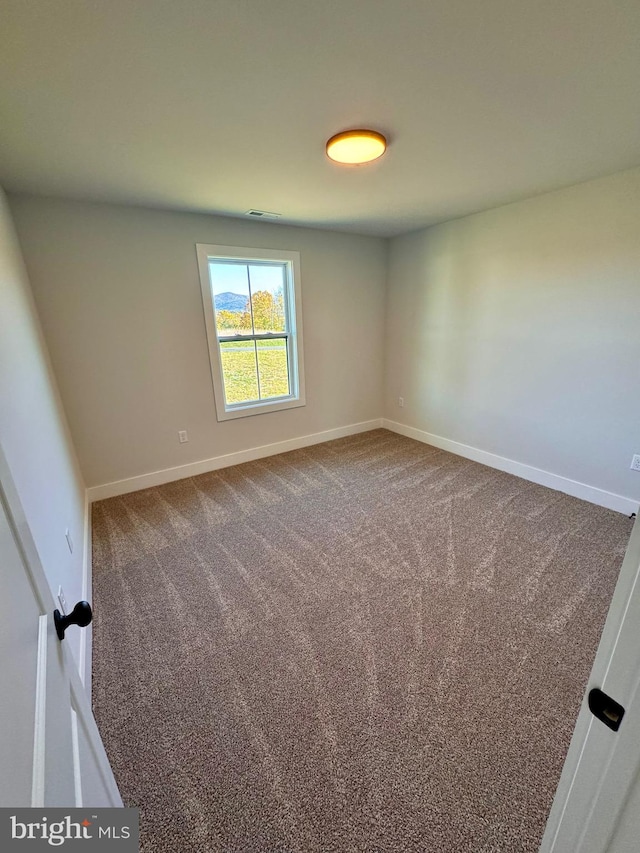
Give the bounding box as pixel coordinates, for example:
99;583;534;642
196;243;306;422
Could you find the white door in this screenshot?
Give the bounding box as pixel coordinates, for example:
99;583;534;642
0;444;121;808
540;513;640;852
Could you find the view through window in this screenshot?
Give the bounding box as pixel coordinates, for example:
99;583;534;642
210;260;289;404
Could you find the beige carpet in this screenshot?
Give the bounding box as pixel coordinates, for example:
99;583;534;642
91;429;631;852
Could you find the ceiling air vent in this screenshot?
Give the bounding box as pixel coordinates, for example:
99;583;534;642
245;209;282;219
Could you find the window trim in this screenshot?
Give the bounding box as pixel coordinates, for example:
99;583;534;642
196;243;306;422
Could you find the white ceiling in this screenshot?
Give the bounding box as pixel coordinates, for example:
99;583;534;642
1;0;639;237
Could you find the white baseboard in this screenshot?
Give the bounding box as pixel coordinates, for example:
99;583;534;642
87;419;384;502
80;491;92;697
383;419;638;516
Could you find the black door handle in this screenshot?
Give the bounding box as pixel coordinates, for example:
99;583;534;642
54;601;93;641
588;687;625;732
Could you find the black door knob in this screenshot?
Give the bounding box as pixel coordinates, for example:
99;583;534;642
54;601;93;641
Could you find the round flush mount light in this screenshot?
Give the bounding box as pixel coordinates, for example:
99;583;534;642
326;129;387;165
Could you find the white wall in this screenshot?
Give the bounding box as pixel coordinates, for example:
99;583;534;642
0;188;87;670
8;196;387;491
384;167;640;507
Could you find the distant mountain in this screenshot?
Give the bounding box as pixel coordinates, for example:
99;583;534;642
214;292;248;313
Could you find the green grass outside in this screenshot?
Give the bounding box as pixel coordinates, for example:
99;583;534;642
220;341;289;404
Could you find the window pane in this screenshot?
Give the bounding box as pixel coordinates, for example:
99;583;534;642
257;338;290;399
220;340;259;404
247;264;287;334
209;262;252;335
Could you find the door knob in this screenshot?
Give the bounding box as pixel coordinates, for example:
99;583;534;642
54;601;92;641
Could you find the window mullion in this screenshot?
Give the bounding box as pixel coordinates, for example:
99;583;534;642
246;264;256;336
246;265;262;400
253;340;262;401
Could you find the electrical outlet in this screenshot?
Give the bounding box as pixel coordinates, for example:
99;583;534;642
178;430;189;443
631;454;640;472
65;528;73;554
57;586;67;615
398;397;404;408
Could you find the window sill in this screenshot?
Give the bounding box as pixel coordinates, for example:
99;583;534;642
215;395;306;422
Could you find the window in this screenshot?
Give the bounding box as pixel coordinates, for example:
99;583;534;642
196;244;305;421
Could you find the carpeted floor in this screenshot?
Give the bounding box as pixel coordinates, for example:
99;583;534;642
91;429;632;852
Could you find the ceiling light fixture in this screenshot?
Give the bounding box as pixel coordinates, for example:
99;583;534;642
325;129;387;165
